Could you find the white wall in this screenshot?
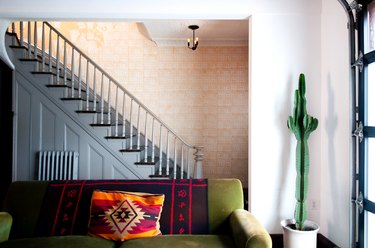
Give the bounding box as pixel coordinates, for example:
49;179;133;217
249;11;322;232
320;0;351;247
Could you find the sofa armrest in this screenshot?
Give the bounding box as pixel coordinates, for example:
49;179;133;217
230;209;272;248
0;212;12;243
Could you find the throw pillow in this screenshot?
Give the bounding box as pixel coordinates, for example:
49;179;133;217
88;190;165;241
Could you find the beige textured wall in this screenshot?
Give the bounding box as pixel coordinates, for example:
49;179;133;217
52;22;249;186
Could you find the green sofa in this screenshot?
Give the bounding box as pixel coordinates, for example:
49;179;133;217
0;179;271;248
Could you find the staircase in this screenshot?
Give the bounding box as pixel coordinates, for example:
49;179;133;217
6;21;204;179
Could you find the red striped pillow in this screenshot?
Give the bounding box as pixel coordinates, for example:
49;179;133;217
88;190;164;241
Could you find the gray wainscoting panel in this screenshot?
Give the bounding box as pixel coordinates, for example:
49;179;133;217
88;145;104;179
113;165;129;179
15;82;32;180
64;124;79;153
40;103;56;150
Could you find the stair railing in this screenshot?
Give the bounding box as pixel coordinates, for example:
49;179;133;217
8;21;204;179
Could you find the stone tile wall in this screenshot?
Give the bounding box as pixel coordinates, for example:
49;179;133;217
52;22;249;186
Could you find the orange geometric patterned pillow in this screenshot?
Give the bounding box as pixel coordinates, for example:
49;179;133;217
87;190;165;241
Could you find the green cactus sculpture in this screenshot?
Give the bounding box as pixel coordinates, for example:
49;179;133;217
287;73;318;230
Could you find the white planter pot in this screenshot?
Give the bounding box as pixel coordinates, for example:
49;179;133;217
281;219;320;248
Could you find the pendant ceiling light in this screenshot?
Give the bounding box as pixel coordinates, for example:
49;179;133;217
187;25;199;51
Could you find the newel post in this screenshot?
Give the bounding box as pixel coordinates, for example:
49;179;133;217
193;146;204;178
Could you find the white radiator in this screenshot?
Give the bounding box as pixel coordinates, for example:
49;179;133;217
38;151;79;180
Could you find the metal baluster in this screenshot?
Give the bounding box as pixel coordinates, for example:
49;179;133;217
122;93;126;137
173;137;177;179
78;55;82;98
27;22;31;58
100;73;104;124
20;22;24;47
144;112;148;162
107;80;111;125
85;60;90;110
129;99;133;147
187;147;191;179
48;28;52;72
63;41;67;85
93;67;97;112
115;86;119;137
56;35;60;84
159;125;163;175
70;49;75;97
166;132;170;176
151;118;155;163
33;22;37;59
41;23;45;71
180;144;184;179
11;23;15;45
136;105;141;149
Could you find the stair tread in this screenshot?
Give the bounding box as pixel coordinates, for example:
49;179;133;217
120;146;145;152
6;31;17;36
149;174;172;179
19;58;38;62
31;71;54;75
61;97;85;100
9;45;27;49
46;84;71;88
46;84;88;93
61;97;99;103
90;123;126;127
48;71;73;80
90;123;112;127
105;135;133;139
135;157;159;165
47;84;85;90
76;110;97;114
76;110;100;114
149;167;179;179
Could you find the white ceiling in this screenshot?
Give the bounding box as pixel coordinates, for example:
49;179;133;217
140;20;249;47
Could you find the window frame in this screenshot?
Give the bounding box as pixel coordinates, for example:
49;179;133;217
358;1;375;247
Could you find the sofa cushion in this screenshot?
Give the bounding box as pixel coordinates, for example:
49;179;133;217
88;190;164;241
0;235;115;248
119;235;235;248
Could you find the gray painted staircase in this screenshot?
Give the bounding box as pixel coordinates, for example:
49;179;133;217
6;22;204;180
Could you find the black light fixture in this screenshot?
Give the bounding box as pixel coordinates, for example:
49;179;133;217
187;25;199;50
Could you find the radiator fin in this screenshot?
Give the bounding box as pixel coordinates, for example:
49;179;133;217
38;151;79;180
